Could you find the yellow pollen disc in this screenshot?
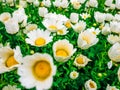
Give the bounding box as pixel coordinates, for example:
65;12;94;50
57;29;64;34
6;56;18;67
92;31;96;35
56;49;68;57
76;57;84;64
65;21;71;28
73;73;77;77
33;60;51;81
35;37;46;46
3;16;9;22
48;25;57;30
89;82;95;88
82;36;91;44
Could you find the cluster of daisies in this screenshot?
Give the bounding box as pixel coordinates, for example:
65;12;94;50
0;0;120;90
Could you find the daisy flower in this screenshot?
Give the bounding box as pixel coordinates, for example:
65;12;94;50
25;29;53;47
106;84;119;90
0;12;11;24
38;7;48;17
17;53;56;90
107;34;120;44
0;46;22;74
70;13;79;23
2;85;21;90
53;39;76;62
85;79;97;90
70;70;79;79
80;13;90;20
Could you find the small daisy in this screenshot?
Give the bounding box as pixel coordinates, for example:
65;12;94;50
70;0;81;9
85;79;97;90
18;53;56;90
94;12;105;23
87;28;100;35
74;54;91;69
2;85;21;90
110;21;120;34
108;43;120;62
70;70;79;79
101;23;111;35
19;0;27;8
80;13;90;20
0;12;11;24
38;7;48;17
25;29;53;47
41;0;51;7
107;34;120;44
57;26;68;35
33;0;40;7
64;20;72;28
0;46;22;74
70;13;79;23
53;39;76;62
86;0;98;7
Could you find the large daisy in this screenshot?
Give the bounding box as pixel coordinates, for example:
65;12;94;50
17;53;56;90
53;39;76;62
25;29;53;47
0;46;22;74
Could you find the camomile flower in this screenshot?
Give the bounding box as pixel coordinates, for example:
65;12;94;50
70;13;79;23
53;0;69;8
105;13;114;21
25;29;53;47
87;28;100;35
17;53;56;90
57;26;68;35
38;7;48;17
115;0;120;9
53;39;76;62
114;14;120;21
74;54;91;69
106;84;119;90
5;0;14;6
80;13;90;20
42;19;64;32
4;18;19;34
107;34;120;44
105;0;113;7
86;0;98;7
72;20;86;33
110;21;120;34
33;0;40;7
24;23;38;33
70;70;79;79
0;46;22;74
85;79;97;90
0;12;11;24
108;43;120;62
64;20;72;28
19;0;27;8
77;30;99;49
2;85;21;90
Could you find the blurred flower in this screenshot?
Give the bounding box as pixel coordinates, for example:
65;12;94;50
18;53;56;90
94;12;105;23
72;20;86;33
0;46;22;74
105;0;113;7
53;0;69;8
74;54;91;69
106;84;119;90
42;0;51;7
4;18;19;34
19;0;27;8
70;13;79;23
24;23;38;33
5;0;15;6
108;43;120;62
115;0;120;9
101;23;111;35
57;26;68;35
25;29;53;47
53;39;76;62
117;68;120;81
110;21;120;34
12;7;27;27
70;70;79;79
85;79;97;90
105;13;114;21
70;0;81;9
107;34;120;44
77;29;99;49
0;12;11;24
86;0;98;7
38;7;48;17
64;20;72;28
2;85;21;90
114;14;120;21
87;28;100;35
33;0;40;7
26;0;34;3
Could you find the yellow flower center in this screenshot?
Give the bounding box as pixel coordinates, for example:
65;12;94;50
57;29;64;34
35;37;46;46
82;36;91;44
33;60;51;81
56;49;68;57
6;56;18;67
3;16;9;22
65;21;71;28
73;72;77;77
48;25;57;30
89;81;95;88
76;57;84;64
